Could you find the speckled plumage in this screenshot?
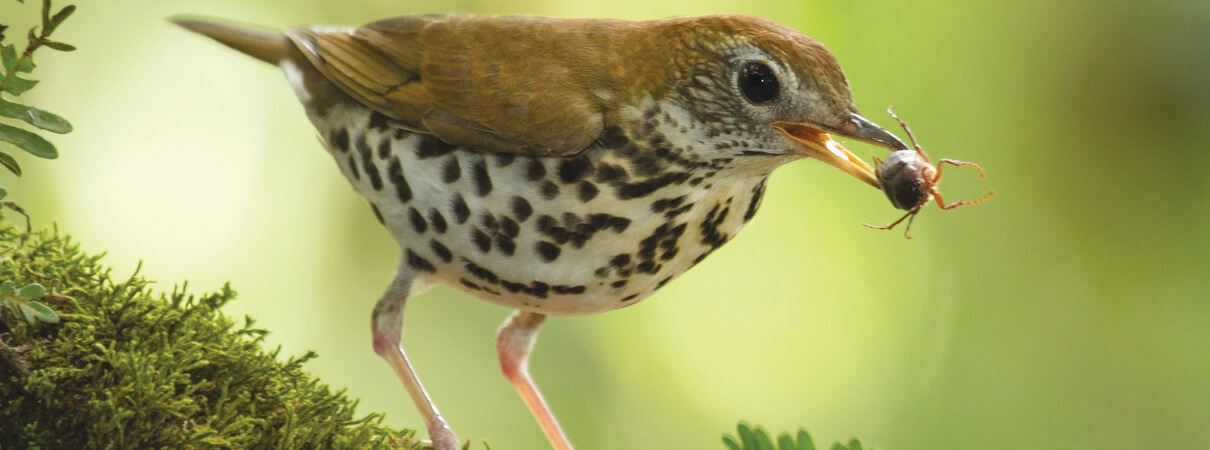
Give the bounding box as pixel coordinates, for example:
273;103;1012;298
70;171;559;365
177;13;908;450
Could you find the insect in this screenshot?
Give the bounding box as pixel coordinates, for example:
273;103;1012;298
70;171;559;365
864;107;993;238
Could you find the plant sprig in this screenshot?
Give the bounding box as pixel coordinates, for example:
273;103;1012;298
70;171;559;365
724;422;870;450
0;0;76;172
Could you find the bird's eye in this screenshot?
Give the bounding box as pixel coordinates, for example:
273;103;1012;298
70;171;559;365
738;62;780;104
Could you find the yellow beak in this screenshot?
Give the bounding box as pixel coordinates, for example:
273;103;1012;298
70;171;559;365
772;113;908;189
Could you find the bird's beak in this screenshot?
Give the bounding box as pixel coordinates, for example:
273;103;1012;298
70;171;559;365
772;113;909;189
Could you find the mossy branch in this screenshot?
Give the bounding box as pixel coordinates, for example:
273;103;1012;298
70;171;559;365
0;226;423;449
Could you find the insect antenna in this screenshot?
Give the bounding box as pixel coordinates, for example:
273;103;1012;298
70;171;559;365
886;106;929;164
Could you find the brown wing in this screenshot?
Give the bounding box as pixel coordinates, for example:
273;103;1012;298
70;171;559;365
285;15;622;157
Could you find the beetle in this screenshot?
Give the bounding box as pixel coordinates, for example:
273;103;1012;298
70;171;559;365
864;107;993;238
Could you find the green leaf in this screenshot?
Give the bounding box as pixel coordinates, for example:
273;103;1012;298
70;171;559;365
51;5;76;28
19;302;36;324
0;122;58;159
0;152;20;176
739;423;757;450
777;434;797;450
42;40;76;52
16;56;35;73
41;0;52;32
723;436;743;450
0;98;73;133
796;430;816;450
753;428;776;450
846;439;862;450
0;44;17;74
19;282;46;300
2;75;39;95
0;280;15;296
0;186;7;199
830;443;847;450
27;300;59;323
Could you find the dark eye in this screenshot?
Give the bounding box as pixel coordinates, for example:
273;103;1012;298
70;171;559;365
738;62;780;104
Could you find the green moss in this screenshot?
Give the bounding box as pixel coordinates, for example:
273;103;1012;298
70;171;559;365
0;226;421;449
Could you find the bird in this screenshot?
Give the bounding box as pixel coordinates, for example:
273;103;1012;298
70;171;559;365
173;14;908;450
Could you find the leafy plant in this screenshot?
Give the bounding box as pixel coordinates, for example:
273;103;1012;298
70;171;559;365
0;278;57;324
724;422;870;450
0;0;75;224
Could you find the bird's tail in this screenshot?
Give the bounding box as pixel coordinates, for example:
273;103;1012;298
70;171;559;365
171;17;289;65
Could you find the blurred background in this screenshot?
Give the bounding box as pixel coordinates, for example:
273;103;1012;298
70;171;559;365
3;0;1208;448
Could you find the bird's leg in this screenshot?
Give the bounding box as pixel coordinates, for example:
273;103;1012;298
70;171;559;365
371;268;460;450
497;310;573;450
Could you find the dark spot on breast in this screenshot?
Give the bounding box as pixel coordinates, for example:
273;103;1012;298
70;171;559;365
535;241;561;262
408;207;428;234
377;135;392;159
500;217;520;239
525;159;547;181
651;196;686;213
450;194;470;224
387;157;412;202
578;182;599;202
495;153;515;167
472;160;493;197
346;154;360;180
621;294;638;302
744;179;767;222
480;212;499;232
611;254;631;267
430;239;453;263
501;281;527;293
429;209;448;233
368;111;392;132
611;280;627;288
656;276;673;289
660;248;678;261
442;156;461;183
329;128;350;153
369;203;385;225
471;228;492;253
416;135;455;158
594;267;611;278
552;285;586;295
511;196;533;222
595;163;629;184
562;212;583;229
406;250;435;273
636;261;657;273
460;279;483;291
558;154;594;183
539;181;560;200
530;281;550;298
616;172;691;200
357;134;383;190
495;236;516;256
464;260;499;284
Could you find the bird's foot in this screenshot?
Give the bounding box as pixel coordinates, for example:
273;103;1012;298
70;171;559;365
424;423;461;450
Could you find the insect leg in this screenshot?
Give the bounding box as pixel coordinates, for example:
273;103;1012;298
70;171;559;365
932;188;994;210
934;158;986;182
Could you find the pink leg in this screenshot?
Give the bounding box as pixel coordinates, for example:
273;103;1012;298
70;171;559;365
497;311;574;450
371;269;461;450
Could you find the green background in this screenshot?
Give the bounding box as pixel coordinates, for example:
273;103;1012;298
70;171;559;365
3;0;1208;448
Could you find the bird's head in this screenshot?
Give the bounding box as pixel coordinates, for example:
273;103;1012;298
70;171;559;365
633;15;907;187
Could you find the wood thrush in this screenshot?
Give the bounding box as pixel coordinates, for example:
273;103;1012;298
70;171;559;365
174;14;907;450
